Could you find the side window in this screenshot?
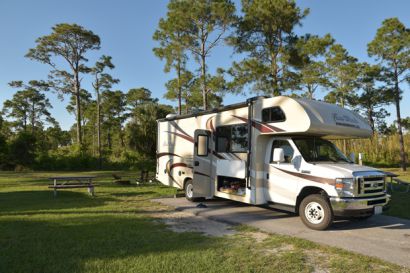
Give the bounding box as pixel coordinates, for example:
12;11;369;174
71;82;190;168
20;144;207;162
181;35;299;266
216;124;248;153
231;124;248;152
262;107;286;123
271;140;294;163
197;135;208;156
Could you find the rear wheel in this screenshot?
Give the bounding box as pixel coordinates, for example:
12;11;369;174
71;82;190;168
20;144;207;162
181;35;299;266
299;194;333;230
184;179;200;202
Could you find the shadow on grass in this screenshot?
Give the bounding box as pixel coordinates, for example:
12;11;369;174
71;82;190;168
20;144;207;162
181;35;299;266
0;191;114;215
0;215;216;273
111;191;157;197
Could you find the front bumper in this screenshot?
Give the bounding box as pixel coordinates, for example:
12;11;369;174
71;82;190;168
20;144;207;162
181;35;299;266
329;194;390;217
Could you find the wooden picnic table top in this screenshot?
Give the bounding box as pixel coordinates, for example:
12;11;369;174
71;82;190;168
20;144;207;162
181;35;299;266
48;176;96;180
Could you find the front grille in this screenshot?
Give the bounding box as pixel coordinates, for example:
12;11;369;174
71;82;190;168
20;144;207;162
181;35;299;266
356;175;385;197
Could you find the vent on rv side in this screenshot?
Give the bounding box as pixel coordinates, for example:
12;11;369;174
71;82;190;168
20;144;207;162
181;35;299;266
262;107;286;123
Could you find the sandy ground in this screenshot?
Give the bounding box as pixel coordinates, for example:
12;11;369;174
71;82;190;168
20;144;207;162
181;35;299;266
151;210;236;237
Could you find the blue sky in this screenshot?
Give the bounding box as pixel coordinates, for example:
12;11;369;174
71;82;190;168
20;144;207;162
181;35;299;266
0;0;409;130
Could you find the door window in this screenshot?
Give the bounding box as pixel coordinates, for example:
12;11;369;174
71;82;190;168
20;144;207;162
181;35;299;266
197;135;208;156
271;140;294;163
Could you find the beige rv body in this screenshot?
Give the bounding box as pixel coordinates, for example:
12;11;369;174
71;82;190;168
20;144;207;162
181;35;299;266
156;96;389;227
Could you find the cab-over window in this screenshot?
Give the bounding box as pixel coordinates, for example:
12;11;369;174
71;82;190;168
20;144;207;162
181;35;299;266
262;107;286;123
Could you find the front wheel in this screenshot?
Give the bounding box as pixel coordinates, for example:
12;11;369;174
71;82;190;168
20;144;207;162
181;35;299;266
299;194;334;230
184;179;201;202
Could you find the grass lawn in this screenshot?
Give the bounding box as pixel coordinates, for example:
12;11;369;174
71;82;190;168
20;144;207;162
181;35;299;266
0;171;409;273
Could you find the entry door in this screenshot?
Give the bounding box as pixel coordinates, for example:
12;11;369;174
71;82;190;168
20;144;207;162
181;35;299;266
193;129;213;198
267;139;300;206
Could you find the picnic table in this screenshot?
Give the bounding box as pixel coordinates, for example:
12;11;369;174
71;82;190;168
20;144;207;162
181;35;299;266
383;171;409;193
48;176;96;197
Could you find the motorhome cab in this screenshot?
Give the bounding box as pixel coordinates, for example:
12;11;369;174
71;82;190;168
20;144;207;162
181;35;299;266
156;96;390;230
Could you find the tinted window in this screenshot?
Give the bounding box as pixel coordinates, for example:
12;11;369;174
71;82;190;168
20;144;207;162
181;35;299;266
293;137;350;163
262;107;286;122
271;140;294;163
216;124;248;153
216;126;231;152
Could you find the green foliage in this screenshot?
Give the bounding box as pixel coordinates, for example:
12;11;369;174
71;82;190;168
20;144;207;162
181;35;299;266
294;34;334;99
8;131;37;168
153;0;192;114
228;0;308;96
347;63;390;131
127;102;173;157
367;17;410;170
26;23;101;145
4;81;54;132
126;87;156;110
324;44;360;107
158;0;236;110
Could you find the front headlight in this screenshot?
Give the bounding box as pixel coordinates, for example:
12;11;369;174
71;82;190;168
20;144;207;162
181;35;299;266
335;178;355;197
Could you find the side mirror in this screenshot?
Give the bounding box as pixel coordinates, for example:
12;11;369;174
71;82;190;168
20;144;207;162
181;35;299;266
273;148;285;163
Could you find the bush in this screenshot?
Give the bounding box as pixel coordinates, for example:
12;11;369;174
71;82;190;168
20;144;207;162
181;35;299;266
32;147;154;171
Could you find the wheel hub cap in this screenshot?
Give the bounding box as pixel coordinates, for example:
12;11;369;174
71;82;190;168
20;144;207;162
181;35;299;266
305;201;324;224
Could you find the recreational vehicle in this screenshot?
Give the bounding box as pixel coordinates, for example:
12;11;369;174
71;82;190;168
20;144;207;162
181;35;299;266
156;96;390;230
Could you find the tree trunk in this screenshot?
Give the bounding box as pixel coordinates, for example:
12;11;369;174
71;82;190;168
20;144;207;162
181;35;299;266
340;97;347;154
96;87;102;169
367;108;375;133
107;127;112;150
201;53;207;110
270;51;279;96
74;73;82;146
394;67;407;171
307;85;313;100
177;60;182;115
201;32;207;110
23;115;27;132
31;101;35;134
185;97;189;114
119;127;125;148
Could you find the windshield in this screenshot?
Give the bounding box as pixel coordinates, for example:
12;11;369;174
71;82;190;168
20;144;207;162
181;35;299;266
293;137;350;163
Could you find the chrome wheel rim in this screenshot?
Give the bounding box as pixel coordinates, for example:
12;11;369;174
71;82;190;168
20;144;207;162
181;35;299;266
186;183;193;198
305;201;324;224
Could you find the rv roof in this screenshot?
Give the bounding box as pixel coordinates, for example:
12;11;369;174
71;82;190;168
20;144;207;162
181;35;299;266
157;96;373;139
157;101;248;122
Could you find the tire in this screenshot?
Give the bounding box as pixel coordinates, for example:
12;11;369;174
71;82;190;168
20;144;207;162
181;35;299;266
184;179;201;202
299;194;334;230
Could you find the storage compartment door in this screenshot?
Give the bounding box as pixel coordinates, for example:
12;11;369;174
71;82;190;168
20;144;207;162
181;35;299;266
193;129;213;198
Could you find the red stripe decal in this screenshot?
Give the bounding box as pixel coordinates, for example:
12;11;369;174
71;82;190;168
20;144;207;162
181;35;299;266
170;162;193;170
157;152;181;158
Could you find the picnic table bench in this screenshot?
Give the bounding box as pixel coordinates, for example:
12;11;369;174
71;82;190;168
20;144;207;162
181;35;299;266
48;176;96;197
